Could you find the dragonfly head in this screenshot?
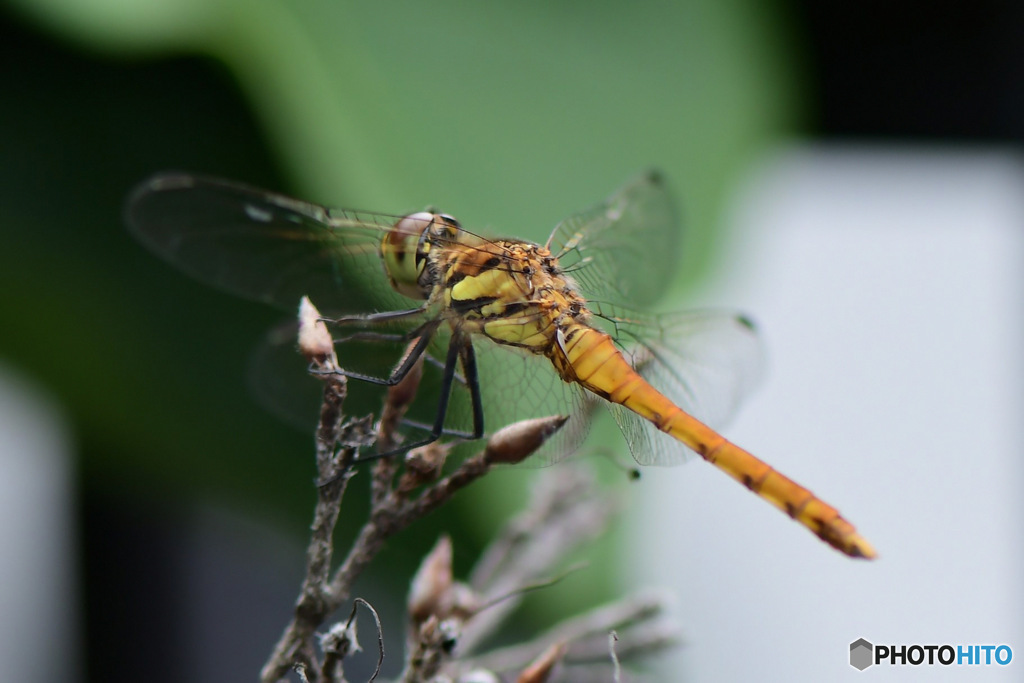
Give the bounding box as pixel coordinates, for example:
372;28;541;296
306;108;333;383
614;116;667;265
381;211;462;300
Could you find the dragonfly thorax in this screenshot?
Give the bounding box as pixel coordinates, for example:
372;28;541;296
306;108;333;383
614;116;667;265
380;211;462;300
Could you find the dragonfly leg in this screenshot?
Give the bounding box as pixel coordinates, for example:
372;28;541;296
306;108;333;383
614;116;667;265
326;305;429;327
459;341;486;439
333;330;412;344
398;419;476;439
332;316;437;344
354;333;464;463
314;324;439;387
317;322;467;386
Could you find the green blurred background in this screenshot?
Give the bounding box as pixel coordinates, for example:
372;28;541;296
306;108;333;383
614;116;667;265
1;0;808;681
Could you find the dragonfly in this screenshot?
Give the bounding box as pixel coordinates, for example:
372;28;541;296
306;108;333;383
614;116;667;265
125;171;876;559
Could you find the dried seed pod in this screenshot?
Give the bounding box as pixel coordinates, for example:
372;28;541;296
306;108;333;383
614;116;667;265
448;581;483;621
397;441;451;493
516;642;566;683
297;296;337;367
408;535;454;624
484;415;569;465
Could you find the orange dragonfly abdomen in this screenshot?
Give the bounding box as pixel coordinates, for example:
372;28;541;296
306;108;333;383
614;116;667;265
553;323;877;559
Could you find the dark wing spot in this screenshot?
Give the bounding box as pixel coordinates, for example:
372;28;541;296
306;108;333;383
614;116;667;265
736;314;757;331
438;213;461;229
645;168;665;186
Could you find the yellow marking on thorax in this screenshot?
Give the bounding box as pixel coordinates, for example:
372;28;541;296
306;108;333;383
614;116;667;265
442;239;579;352
482;316;550;348
450;269;526;308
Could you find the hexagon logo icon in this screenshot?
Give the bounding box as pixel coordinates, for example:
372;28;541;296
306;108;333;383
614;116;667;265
850;638;873;670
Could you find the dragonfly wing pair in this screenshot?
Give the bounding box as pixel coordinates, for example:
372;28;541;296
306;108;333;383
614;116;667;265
126;171;758;459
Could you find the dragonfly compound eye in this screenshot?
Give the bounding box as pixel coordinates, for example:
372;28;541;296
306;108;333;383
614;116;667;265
381;211;437;300
436;213;461;236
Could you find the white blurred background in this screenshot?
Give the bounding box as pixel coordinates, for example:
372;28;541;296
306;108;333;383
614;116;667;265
634;147;1024;680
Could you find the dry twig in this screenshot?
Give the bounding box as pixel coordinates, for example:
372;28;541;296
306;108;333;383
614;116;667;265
260;297;680;682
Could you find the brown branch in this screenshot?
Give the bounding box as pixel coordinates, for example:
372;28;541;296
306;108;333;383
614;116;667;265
457;467;617;656
327;452;493;604
260;380;370;683
371;341;424;507
462;591;677;675
561;617;681;664
262;444;490;682
261;313;508;682
261;298;679;682
261;299;369;683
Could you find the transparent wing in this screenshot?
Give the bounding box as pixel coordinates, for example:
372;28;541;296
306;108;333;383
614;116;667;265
132;171;757;472
548;174;762;466
448;307;763;469
244;288;762;471
125;173;418;316
250;315;592;466
128;173;580;447
450;332;595;467
247;320;444;432
591;307;764;467
546;170;680;309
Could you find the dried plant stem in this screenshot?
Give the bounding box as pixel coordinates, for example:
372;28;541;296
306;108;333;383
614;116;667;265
464;592;677;675
457;468;615;656
263;299;679;682
261;404;494;682
328;453;491;601
261;366;362;683
609;631;622;683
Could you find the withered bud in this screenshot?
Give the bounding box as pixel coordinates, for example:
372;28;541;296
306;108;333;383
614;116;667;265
297;297;337;367
447;581;482;621
516;642;566;683
484;415;569;465
396;441;451;493
408;535;453;623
